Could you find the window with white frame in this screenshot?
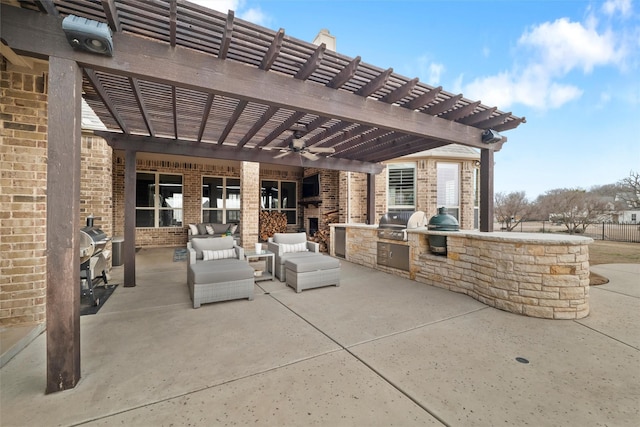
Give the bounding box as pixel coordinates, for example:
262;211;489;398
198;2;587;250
261;180;297;224
474;167;480;229
136;172;183;227
437;162;460;220
387;163;416;211
202;177;240;223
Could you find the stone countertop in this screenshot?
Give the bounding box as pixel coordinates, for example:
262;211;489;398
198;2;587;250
330;223;378;229
409;227;593;245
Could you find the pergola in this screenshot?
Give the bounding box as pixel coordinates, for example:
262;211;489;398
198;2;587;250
2;0;524;393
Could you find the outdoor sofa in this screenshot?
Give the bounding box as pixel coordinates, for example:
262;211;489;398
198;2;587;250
186;236;254;308
187;222;239;241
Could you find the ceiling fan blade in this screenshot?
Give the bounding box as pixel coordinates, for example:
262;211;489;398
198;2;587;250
308;147;335;154
301;151;319;161
273;150;291;159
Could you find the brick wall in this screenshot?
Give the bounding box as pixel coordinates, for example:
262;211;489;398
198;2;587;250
0;58;48;325
338;171;368;224
80;134;112;237
112;154;304;247
387;158;478;230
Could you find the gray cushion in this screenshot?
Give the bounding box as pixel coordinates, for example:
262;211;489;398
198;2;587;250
189;259;254;284
211;223;231;234
196;223;208;235
273;232;307;245
285;255;340;273
191;236;235;259
277;251;319;266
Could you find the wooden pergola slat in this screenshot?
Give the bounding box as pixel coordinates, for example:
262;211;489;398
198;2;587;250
84;69;129;134
129;77;155;136
327;56;361;89
403;86;442;110
356;67;393;97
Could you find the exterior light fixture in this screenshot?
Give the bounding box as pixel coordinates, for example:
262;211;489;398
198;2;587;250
62;15;113;56
481;129;503;144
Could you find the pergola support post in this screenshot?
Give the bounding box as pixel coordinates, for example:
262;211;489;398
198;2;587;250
45;56;82;394
480;148;494;232
124;149;137;287
367;173;376;224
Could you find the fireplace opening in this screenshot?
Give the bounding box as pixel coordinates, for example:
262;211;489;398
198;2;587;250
309;218;318;236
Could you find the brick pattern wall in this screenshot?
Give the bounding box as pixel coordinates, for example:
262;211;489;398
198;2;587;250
388;158;478;230
338;171;368;224
112;154;241;247
80;134;112;237
0;59;48;325
240;161;260;247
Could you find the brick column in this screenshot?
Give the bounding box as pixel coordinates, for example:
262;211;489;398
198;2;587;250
240;161;260;247
0;58;48;327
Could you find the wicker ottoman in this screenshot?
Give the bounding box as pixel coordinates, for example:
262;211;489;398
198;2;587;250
284;255;340;293
187;259;255;308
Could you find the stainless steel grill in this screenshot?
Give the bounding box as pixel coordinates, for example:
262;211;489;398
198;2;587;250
80;217;110;306
377;211;427;241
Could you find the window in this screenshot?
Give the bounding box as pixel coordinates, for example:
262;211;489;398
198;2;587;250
136;172;183;227
437;163;460;220
202;177;240;223
387;163;416;211
261;180;297;224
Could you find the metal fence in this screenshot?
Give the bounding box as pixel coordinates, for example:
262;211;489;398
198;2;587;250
496;221;640;243
583;222;640;243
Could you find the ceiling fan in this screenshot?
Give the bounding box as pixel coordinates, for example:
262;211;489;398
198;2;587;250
273;130;335;161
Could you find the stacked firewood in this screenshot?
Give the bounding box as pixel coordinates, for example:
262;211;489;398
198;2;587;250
259;211;287;241
309;210;339;252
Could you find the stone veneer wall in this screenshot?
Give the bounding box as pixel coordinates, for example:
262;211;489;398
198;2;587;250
332;225;591;320
0;58;48;325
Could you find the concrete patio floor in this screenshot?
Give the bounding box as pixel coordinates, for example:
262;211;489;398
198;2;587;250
1;248;638;426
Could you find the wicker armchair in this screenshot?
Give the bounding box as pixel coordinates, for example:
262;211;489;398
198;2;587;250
267;232;319;282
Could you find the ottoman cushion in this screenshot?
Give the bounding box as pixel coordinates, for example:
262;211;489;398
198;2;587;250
285;255;340;273
189;259;254;284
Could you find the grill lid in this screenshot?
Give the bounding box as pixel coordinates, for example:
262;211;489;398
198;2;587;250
379;211;427;229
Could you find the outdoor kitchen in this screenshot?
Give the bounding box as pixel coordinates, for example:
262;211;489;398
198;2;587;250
330;219;592;320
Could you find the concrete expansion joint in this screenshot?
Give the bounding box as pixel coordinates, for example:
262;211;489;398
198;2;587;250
574;321;640;352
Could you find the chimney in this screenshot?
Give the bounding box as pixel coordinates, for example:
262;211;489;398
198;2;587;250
312;29;336;51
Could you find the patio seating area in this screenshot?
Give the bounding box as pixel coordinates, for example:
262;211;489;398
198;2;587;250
1;248;638;426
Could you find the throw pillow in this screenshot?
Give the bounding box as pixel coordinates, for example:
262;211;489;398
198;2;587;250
281;242;308;253
202;248;236;261
205;225;215;235
188;224;199;235
196;223;208;235
228;224;238;234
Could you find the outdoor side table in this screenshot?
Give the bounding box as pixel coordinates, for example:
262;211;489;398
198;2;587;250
244;249;275;282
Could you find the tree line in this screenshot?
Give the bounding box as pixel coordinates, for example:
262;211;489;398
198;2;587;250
495;171;639;234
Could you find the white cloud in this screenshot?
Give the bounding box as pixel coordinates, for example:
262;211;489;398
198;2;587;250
239;7;269;26
464;66;583;110
602;0;632;17
428;63;444;85
462;8;633;110
518;18;625;74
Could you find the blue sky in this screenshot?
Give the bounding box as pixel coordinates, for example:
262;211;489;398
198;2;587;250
195;0;640;199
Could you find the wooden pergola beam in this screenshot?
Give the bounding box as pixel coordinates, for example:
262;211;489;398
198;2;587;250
84;69;129;134
403;86;442;110
422;93;462;116
327;56;361;89
129;77;155;136
356;67;393;97
99;132;384;174
381;77;419;104
294;43;325;81
101;0;121;32
260;28;284;71
2;7;489;149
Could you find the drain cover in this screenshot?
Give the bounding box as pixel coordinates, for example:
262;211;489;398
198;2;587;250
515;357;530;364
